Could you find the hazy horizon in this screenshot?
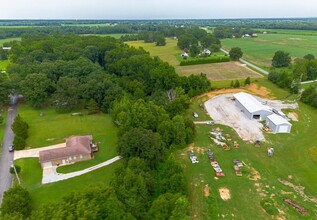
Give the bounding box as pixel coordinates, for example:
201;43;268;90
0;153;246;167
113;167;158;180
1;0;316;20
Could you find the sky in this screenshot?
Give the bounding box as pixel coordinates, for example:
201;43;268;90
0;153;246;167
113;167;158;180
1;0;316;19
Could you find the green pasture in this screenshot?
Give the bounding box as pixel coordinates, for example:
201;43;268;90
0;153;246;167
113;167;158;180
14;157;121;208
0;37;21;46
180;80;317;219
17;105;118;172
222;33;317;67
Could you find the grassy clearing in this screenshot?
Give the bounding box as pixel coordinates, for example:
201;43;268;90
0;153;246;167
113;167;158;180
176;61;263;81
127;38;182;66
179;80;317;219
0;37;21;46
18;105;118;172
14;157;121;208
222;33;317;67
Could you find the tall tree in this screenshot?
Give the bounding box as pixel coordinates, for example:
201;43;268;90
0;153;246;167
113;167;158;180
229;47;243;60
272;50;291;67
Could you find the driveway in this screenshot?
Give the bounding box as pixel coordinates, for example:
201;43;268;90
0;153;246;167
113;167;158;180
14;143;66;160
0;105;18;204
42;156;122;184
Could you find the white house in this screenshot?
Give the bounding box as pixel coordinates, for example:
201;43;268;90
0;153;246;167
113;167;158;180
233;92;272;120
181;52;189;58
266;114;292;133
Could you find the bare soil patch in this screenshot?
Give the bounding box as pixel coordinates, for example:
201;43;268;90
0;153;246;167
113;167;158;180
248;166;261;181
176;62;263;81
247;83;272;98
204;184;210;197
219;188;231;200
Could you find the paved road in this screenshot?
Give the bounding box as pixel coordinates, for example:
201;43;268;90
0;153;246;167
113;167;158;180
300;79;317;85
0;104;18;204
220;48;269;75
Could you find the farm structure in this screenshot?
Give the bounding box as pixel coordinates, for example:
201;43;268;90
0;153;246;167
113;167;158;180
266;114;292;133
39;135;98;168
233;92;272;120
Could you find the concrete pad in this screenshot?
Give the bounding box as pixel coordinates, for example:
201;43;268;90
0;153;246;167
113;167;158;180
14;143;66;160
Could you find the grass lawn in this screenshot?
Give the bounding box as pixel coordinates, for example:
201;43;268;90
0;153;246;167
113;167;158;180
176;61;263;81
179;80;317;219
222;33;317;67
14;157;121;208
127;38;182;66
18;104;118;172
0;37;21;46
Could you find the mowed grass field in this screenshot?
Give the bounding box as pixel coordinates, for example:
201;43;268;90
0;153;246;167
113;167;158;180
0;37;20;46
175;61;263;81
222;33;317;67
179;81;317;219
127;38;182;66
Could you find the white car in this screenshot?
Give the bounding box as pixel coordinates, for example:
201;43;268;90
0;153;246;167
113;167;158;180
8;145;14;152
193;112;199;118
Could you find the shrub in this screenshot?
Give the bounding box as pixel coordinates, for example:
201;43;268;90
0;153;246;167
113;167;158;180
180;56;230;66
9;165;21;174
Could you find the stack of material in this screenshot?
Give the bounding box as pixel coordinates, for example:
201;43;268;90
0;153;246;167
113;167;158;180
233;160;243;176
223;144;230;151
188;150;199;163
233;141;239;148
207;150;225;177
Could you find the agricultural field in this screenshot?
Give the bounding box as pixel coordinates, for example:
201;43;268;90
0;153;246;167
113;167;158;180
175;62;263;81
180;81;317;219
17;105;118;172
222;33;317;67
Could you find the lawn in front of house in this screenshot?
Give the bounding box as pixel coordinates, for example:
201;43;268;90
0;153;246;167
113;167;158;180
179;80;317;219
14;157;121;208
17;104;118;172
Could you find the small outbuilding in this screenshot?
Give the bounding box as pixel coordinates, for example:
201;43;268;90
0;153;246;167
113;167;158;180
233;92;272;120
266;114;292;133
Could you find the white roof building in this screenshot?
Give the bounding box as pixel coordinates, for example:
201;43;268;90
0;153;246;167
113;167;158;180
266;114;292;133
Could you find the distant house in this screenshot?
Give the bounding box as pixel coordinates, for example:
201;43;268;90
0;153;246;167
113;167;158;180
39;135;97;168
266;114;292;133
181;52;189;58
2;47;11;50
201;49;211;56
263;31;267;34
252;34;258;37
243;34;251;38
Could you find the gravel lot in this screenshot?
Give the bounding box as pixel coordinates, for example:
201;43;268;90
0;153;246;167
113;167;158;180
204;93;298;142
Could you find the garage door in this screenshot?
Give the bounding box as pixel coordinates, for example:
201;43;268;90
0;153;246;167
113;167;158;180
279;125;289;133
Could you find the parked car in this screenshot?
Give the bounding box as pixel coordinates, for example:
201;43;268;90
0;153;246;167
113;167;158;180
8;145;14;152
206;121;215;125
193;112;199;118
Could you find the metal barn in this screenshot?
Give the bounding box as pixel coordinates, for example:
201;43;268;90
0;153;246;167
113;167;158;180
266;114;292;133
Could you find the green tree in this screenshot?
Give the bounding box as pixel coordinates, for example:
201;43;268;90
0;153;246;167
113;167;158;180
0;186;32;218
155;34;166;46
189;45;199;57
244;77;251;85
86;99;99;114
118;128;165;167
234;80;240;88
9;165;21;174
0;114;3;124
12;114;29;139
230;80;234;87
0;72;10;106
229;47;243;60
20;73;53;108
53;76;80;112
272;50;291;67
13;135;26;150
304;54;315;60
177;35;191;50
170;196;191;220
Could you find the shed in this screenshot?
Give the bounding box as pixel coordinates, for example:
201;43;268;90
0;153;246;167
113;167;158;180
233;92;272;120
266;114;292;133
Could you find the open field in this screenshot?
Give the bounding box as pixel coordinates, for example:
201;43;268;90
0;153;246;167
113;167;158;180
14;157;121;208
176;62;263;81
180;81;317;219
127;38;182;66
256;29;317;36
18;105;118;172
0;37;20;46
222;33;317;67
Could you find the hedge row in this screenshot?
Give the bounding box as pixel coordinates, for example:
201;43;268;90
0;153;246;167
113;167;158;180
180;56;230;66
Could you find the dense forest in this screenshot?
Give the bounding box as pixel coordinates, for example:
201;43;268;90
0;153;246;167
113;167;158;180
0;33;211;219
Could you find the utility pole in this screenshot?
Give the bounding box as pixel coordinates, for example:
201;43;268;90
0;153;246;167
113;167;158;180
11;161;21;185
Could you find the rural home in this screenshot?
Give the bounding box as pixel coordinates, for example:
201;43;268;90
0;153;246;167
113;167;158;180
201;49;211;56
233;92;272;120
181;52;189;58
266;114;292;133
39;135;97;168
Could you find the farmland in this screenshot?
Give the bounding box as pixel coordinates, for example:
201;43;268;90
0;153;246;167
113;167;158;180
222;33;317;67
179;81;317;219
176;62;263;81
